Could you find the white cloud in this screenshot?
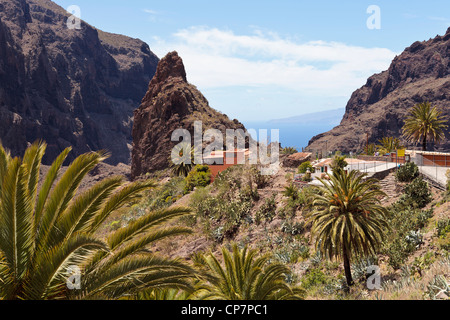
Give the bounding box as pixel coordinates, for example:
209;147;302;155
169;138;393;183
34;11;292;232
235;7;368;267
143;9;162;22
153;27;398;97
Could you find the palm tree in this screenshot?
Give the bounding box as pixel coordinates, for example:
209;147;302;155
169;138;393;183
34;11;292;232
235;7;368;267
377;137;404;155
282;183;300;201
0;141;194;300
281;147;298;155
402;102;448;151
330;154;348;175
306;170;389;287
364;143;376;156
192;244;304;300
170;142;195;177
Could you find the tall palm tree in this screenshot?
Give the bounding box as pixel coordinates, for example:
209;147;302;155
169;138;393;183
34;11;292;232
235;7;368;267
306;170;389;286
402;102;448;151
377;137;404;155
0;141;194;300
192;244;304;300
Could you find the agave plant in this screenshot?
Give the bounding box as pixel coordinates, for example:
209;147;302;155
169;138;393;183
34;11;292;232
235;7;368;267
0;141;194;300
192;244;304;300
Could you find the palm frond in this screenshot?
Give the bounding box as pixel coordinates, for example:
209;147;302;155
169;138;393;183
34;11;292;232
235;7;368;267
35;151;108;251
88;179;157;233
0;158;33;286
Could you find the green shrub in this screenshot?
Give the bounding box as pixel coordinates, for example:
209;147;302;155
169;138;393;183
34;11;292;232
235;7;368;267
301;268;329;290
184;165;212;193
396;162;419;182
403;177;432;208
411;252;435;278
298;161;315;174
382;205;434;269
136;176;186;212
255;194;277;224
437;218;450;237
436;218;450;251
190;186;253;242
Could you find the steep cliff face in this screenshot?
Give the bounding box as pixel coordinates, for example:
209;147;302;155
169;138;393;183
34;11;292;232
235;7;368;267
0;0;159;164
307;27;450;154
131;51;247;178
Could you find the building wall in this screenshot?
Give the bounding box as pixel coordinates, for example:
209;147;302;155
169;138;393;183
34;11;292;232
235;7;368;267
422;154;450;167
208;151;246;182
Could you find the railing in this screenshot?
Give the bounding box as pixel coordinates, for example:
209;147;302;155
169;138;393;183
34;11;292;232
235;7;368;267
411;154;448;190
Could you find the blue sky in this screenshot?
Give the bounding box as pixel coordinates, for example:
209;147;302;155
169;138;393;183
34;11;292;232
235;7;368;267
54;0;450;121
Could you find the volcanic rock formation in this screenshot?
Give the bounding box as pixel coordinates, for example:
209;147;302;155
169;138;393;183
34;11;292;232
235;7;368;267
131;51;247;178
0;0;159;164
307;27;450;154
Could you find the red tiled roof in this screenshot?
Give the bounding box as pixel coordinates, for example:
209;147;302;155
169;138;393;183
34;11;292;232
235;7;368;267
288;152;312;160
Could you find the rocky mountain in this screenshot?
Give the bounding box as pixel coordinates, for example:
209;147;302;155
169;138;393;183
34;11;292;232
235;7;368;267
0;0;159;164
307;27;450;154
131;51;247;178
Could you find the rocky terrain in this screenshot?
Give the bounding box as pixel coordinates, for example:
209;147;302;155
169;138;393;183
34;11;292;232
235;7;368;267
131;51;248;178
0;0;159;165
307;27;450;154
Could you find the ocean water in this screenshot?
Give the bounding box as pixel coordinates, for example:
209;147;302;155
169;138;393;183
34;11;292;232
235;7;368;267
242;121;336;151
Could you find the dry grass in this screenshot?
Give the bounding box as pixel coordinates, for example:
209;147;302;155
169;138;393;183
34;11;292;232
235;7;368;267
372;256;450;300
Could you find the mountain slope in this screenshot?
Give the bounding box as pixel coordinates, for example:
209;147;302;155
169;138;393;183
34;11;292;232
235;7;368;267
307;27;450;154
131;51;248;178
0;0;159;164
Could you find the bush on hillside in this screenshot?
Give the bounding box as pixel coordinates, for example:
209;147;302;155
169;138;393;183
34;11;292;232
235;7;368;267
402;177;432;209
184;165;212;193
396;162;419;182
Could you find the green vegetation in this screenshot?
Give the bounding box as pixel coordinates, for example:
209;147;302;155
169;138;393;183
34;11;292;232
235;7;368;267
364;143;376;156
0;136;446;301
192;244;305;300
170;142;194;177
436;218;450;251
184;165;212;193
190;166;262;242
297;161;315;174
330;153;348;175
307;170;389;286
402;102;448;151
402;176;432;209
377;137;404;155
279;184;306;218
300;268;329;290
382;183;434;269
0;141;194;299
281;147;298;155
396;162;419;182
255;193;277;224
